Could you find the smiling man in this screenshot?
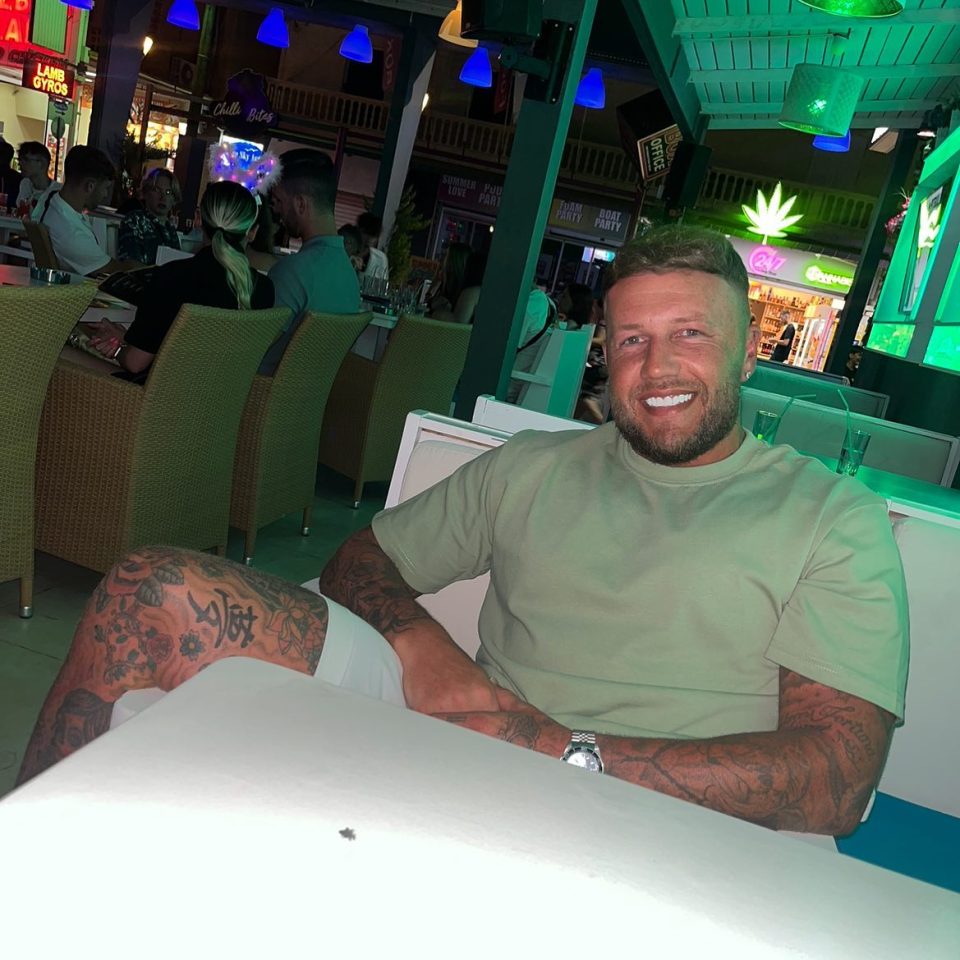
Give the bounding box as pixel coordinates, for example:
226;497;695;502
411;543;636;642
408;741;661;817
19;227;909;837
320;225;909;835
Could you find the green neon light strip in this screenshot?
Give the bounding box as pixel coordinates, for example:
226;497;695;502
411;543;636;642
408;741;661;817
868;323;914;359
923;327;960;373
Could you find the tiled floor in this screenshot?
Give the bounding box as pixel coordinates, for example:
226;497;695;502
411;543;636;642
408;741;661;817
0;469;384;799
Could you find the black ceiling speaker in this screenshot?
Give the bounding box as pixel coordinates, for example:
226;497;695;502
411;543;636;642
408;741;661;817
460;0;544;44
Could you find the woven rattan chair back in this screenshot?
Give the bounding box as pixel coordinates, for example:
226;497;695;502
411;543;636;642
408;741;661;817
122;303;290;553
24;222;61;270
319;315;472;503
0;282;96;615
229;310;372;561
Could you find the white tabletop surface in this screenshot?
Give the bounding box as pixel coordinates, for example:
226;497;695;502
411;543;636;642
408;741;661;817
1;658;956;959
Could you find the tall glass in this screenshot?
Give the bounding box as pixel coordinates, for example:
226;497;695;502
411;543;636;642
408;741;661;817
752;410;781;444
836;430;871;477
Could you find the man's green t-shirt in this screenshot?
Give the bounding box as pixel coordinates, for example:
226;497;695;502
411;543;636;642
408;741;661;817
371;425;908;739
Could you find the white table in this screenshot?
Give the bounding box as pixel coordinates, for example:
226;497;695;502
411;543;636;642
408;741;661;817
1;658;956;959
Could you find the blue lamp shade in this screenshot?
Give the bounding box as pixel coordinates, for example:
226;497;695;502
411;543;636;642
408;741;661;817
575;68;605;109
813;129;851;152
166;0;200;31
60;0;94;10
340;24;373;64
256;8;290;48
459;46;492;88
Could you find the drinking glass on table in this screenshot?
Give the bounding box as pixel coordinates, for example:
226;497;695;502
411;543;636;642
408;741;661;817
836;430;871;477
752;410;781;444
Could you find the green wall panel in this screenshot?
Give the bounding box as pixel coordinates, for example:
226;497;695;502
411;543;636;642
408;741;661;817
30;0;68;54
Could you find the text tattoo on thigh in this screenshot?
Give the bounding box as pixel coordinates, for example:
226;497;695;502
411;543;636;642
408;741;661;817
187;589;258;648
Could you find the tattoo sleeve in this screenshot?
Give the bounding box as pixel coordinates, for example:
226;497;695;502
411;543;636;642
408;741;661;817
597;668;894;835
18;547;331;785
318;526;438;645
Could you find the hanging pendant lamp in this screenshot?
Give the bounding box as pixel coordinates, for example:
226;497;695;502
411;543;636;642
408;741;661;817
438;1;478;48
575;68;606;109
798;0;903;17
340;24;373;63
257;7;290;48
166;0;200;31
459;47;492;88
778;63;863;137
813;129;851;152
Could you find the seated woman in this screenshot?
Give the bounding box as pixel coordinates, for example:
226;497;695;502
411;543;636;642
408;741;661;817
556;282;599;330
89;181;274;380
432;248;487;325
117;168;182;265
426;241;470;321
246;197;281;273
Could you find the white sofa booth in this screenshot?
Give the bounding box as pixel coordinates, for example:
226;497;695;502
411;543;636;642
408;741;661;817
348;403;959;890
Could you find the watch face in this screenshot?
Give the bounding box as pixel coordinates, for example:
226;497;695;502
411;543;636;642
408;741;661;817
566;748;601;772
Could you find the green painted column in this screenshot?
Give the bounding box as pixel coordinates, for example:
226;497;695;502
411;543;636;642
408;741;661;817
454;0;598;420
824;130;919;376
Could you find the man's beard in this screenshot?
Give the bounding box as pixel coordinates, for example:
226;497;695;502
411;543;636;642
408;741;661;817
611;376;741;466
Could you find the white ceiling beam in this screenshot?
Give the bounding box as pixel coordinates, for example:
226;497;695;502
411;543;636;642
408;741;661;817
699;98;938;115
674;10;960;38
688;63;960;83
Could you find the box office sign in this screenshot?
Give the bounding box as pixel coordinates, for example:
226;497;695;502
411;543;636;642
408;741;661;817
548;198;631;244
637;124;682;182
21;53;75;101
437;174;503;213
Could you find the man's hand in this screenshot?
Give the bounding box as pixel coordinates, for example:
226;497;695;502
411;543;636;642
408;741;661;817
433;686;570;758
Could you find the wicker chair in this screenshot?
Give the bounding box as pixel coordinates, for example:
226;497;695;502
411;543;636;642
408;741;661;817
24;222;60;270
0;282;97;617
34;304;289;573
229;310;372;563
317;315;472;506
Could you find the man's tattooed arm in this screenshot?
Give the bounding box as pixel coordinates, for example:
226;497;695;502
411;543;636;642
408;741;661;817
319;527;497;714
438;670;893;836
18;547;330;785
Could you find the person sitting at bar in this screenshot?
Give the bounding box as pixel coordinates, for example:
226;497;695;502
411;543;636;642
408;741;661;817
356;212;390;283
431;249;488;325
39;145;141;276
246;198;281;273
426;241;471;320
15;141;59;220
0;136;23;205
337;223;364;274
19;226;908;839
117;168;182;265
557;282;599;331
259;148;360;375
87;180;274;381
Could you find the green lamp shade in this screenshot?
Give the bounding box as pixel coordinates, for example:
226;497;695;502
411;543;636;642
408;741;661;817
778;63;864;137
797;0;903;17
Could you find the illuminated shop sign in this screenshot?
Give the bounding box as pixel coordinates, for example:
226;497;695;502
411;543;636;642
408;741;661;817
747;245;786;275
742;182;803;244
21;54;75;101
802;261;854;292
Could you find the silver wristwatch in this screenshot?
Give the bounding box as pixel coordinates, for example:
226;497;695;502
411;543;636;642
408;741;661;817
561;730;603;773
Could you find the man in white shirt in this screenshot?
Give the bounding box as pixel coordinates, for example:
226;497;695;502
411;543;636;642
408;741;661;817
16;141;60;221
39;145;139;276
356;212;390;282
